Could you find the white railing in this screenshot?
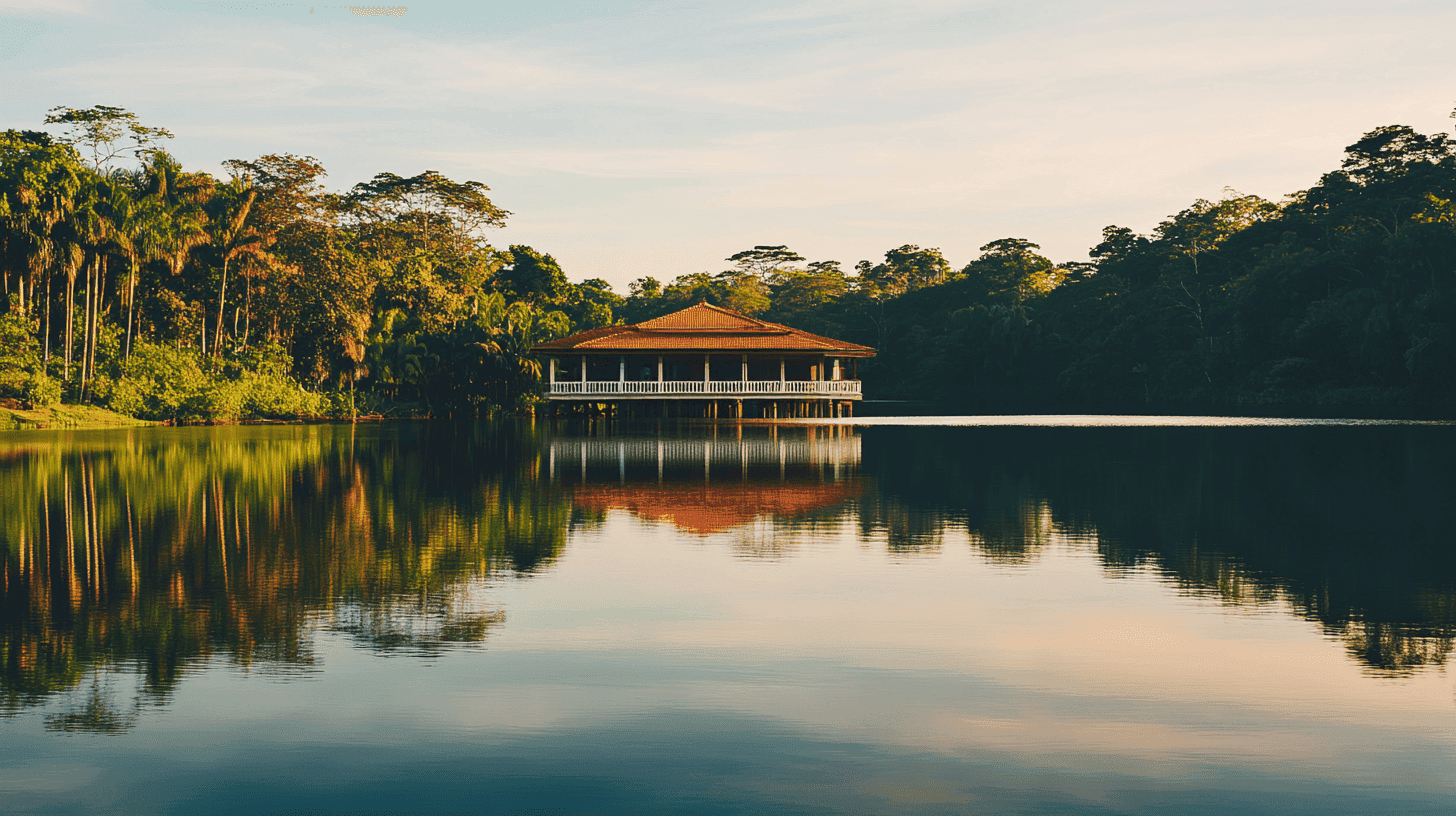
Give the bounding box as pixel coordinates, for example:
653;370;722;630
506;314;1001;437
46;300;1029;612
548;379;861;397
547;434;862;472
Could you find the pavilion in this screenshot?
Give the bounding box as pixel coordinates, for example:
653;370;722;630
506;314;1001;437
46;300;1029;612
530;301;875;418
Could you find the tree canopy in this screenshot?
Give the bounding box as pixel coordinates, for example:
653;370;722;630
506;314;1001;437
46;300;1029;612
4;107;1456;418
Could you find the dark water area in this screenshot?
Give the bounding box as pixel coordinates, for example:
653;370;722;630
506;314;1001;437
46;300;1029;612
2;419;1454;815
857;398;1455;422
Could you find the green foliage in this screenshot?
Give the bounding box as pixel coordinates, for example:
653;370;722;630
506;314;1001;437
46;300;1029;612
496;244;568;304
23;371;61;406
0;313;41;397
43;105;173;171
621;269;769;321
858;245;953;297
561;278;622;329
107;342;203;419
7;105;1456;418
106;340;323;421
962;239;1059;305
726;244;805;278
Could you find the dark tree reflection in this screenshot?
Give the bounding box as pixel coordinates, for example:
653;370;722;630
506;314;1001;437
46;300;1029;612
861;425;1456;676
6;419;1456;731
0;421;572;724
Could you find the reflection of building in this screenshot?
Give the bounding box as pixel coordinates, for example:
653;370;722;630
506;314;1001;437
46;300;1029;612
549;427;861;535
530;301;875;418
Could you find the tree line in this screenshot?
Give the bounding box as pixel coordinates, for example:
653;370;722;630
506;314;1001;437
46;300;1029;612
3;105;1455;419
616;120;1456;413
0;105;610;420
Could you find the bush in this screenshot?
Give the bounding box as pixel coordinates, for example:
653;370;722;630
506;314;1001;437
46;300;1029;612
108;342;206;420
0;313;42;399
23;372;62;407
176;380;247;422
106;340;328;421
240;372;326;418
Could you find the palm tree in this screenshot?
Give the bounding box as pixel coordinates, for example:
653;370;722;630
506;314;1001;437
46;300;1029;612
0;131;82;364
131;153;209;352
68;177;117;398
205;179;262;356
234;251;288;351
459;295;571;408
105;180;168;358
51;193;102;386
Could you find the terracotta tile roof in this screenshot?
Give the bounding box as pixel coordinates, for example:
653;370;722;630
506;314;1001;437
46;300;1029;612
531;301;876;356
636;306;772;331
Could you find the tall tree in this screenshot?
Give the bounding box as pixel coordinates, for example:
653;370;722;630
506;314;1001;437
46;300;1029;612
495;244;568;304
204;178;262;355
222;154;331;350
346;170;508;256
43;105;173;174
726;245;805;278
104;179;167;357
858;245;952;296
0;130;82;359
963;238;1059;305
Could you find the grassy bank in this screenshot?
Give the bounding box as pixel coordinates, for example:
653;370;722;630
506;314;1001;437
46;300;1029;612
0;402;155;431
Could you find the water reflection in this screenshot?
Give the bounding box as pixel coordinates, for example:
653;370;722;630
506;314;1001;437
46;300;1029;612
2;419;1454;737
0;423;569;726
858;425;1456;676
556;427;861;544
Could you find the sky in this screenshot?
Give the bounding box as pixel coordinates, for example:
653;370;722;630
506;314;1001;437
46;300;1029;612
2;0;1454;291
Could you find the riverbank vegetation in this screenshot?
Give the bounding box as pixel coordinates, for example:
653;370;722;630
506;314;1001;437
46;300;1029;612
3;105;1455;419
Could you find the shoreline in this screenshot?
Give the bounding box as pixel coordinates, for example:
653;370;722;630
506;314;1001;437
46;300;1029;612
5;400;1451;432
1;404;155;431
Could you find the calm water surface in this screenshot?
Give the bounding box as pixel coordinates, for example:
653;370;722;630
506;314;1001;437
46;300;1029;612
2;418;1455;815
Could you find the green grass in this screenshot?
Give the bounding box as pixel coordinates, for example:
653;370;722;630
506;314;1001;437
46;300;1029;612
0;402;155;431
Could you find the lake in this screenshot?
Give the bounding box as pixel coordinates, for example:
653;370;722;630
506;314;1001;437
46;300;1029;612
2;418;1455;815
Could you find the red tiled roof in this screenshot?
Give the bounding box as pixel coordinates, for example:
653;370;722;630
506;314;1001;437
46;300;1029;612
531;302;876;356
636;306;772;331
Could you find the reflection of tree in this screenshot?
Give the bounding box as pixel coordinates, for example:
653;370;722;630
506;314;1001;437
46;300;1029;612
43;670;137;734
861;425;1456;676
0;422;572;724
856;467;1062;563
856;491;945;555
329;593;508;656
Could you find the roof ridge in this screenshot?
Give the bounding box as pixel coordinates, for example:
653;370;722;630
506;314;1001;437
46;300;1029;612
528;300;876;354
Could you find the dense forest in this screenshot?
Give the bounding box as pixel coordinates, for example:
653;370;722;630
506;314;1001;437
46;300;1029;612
3;105;1455;420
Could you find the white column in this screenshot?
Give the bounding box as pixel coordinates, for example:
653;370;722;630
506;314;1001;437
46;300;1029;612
619;355;625;382
548;357;556;385
741;354;747;382
779;358;785;386
657;355;663;382
832;358;840;380
704;355;710;384
580;356;586;383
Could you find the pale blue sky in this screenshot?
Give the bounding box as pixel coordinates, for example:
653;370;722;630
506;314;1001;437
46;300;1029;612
3;0;1454;289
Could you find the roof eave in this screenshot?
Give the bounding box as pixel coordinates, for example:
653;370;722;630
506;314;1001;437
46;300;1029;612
529;346;876;357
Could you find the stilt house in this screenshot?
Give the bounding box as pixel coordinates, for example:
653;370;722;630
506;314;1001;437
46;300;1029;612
530;301;875;418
